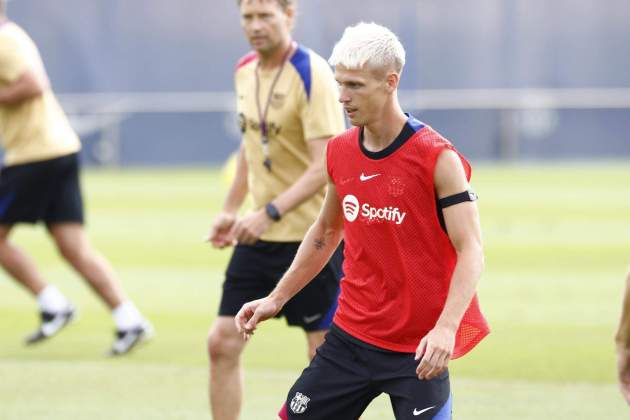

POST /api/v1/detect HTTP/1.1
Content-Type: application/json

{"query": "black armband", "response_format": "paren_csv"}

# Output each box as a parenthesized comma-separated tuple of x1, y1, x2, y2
(436, 190, 478, 232)
(438, 190, 478, 209)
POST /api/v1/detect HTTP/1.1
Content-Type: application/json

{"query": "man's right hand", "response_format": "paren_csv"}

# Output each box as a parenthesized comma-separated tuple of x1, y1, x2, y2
(235, 296, 283, 339)
(207, 212, 237, 248)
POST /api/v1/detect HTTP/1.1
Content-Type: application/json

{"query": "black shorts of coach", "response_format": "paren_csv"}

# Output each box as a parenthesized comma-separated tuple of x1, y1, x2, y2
(0, 153, 84, 225)
(282, 325, 452, 420)
(218, 240, 343, 331)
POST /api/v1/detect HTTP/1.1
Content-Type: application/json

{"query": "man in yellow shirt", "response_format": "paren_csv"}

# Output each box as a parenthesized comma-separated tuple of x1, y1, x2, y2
(206, 1, 345, 418)
(0, 3, 151, 355)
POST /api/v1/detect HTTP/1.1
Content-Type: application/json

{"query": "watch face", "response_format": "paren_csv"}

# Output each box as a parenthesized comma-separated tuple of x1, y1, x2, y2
(266, 203, 281, 221)
(468, 191, 478, 201)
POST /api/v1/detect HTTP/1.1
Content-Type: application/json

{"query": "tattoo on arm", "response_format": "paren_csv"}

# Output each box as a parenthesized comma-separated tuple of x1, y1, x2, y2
(314, 238, 326, 250)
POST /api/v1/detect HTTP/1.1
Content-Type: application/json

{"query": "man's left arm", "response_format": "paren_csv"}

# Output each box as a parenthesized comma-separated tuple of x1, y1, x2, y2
(228, 137, 328, 244)
(268, 137, 328, 214)
(416, 149, 484, 380)
(270, 54, 344, 220)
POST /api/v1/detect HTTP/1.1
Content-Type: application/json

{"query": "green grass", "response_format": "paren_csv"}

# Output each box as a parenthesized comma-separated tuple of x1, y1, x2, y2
(0, 163, 629, 419)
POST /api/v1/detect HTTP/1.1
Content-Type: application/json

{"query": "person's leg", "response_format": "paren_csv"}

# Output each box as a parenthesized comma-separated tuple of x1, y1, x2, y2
(375, 352, 451, 420)
(47, 222, 150, 354)
(209, 241, 282, 419)
(207, 316, 248, 420)
(388, 384, 451, 420)
(281, 330, 378, 420)
(0, 224, 47, 295)
(0, 158, 79, 344)
(0, 224, 76, 343)
(47, 222, 125, 309)
(46, 154, 149, 336)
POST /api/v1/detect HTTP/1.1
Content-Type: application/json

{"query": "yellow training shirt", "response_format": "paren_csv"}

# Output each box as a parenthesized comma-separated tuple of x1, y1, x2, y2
(235, 44, 345, 242)
(0, 22, 80, 166)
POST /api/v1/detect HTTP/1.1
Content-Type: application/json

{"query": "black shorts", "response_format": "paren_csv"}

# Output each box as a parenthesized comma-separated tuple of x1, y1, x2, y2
(218, 240, 343, 331)
(0, 153, 84, 225)
(281, 324, 452, 420)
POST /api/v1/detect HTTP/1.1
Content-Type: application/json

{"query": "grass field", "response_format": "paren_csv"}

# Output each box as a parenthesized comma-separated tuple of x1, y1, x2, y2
(1, 163, 629, 419)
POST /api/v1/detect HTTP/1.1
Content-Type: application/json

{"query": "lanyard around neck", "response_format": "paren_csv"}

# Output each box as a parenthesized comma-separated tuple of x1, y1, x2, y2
(254, 41, 296, 172)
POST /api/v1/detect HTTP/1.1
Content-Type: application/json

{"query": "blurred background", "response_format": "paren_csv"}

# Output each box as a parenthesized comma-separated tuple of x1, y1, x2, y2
(1, 1, 630, 419)
(6, 0, 630, 165)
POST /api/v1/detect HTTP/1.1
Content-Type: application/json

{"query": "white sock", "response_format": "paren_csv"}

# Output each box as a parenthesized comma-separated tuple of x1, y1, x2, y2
(37, 285, 70, 313)
(113, 301, 144, 331)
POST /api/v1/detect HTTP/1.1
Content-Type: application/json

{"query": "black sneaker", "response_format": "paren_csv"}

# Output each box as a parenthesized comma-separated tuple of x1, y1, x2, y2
(25, 306, 77, 345)
(108, 321, 153, 356)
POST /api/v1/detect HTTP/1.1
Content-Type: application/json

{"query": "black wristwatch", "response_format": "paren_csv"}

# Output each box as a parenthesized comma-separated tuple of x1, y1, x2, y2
(265, 203, 281, 221)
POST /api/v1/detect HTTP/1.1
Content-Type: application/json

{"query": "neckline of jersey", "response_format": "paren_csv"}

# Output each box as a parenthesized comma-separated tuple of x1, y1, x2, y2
(255, 43, 300, 75)
(358, 114, 424, 160)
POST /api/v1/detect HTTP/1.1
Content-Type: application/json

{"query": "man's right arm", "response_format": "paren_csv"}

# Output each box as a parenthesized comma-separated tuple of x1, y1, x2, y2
(235, 166, 344, 336)
(267, 177, 344, 307)
(0, 32, 49, 105)
(207, 143, 249, 248)
(0, 69, 47, 105)
(221, 143, 249, 214)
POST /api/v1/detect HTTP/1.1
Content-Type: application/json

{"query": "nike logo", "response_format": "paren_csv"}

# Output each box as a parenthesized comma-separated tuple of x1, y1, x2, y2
(359, 173, 381, 182)
(303, 314, 322, 324)
(413, 406, 435, 416)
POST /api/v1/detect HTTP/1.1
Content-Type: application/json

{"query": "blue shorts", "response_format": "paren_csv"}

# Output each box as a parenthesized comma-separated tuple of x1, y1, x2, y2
(280, 324, 452, 419)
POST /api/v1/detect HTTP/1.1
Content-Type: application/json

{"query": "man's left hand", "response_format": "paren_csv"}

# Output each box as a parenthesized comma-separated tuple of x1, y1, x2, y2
(415, 326, 456, 380)
(617, 346, 630, 404)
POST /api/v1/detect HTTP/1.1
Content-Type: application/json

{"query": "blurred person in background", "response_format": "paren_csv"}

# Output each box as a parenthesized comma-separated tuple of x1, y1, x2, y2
(616, 268, 630, 404)
(236, 22, 490, 419)
(205, 0, 345, 418)
(0, 1, 152, 355)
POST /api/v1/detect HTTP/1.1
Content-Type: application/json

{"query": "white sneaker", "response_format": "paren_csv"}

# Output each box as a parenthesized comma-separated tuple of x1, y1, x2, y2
(108, 320, 154, 356)
(25, 306, 77, 345)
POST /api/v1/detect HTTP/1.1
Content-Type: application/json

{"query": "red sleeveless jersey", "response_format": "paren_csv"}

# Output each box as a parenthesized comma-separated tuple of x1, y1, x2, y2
(327, 116, 489, 358)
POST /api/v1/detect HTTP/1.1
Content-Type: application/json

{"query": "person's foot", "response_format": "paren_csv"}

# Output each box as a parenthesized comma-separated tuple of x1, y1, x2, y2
(108, 321, 153, 356)
(25, 306, 77, 345)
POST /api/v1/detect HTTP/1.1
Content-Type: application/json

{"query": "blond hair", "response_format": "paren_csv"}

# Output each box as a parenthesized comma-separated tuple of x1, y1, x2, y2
(329, 22, 406, 74)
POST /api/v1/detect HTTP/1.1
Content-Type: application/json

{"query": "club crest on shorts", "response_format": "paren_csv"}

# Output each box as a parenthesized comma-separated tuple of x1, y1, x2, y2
(290, 392, 310, 414)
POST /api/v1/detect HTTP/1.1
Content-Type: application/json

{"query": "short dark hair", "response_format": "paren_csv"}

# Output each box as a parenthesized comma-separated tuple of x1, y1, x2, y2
(236, 0, 294, 11)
